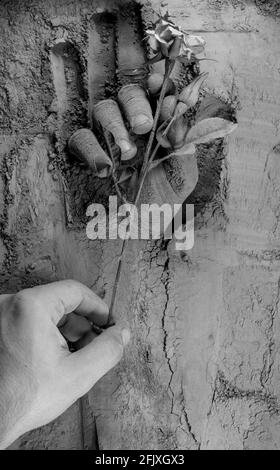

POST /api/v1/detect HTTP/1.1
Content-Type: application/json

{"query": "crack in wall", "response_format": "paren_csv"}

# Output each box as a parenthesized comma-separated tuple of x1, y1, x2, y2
(260, 277, 279, 389)
(160, 240, 175, 413)
(215, 371, 280, 414)
(183, 408, 201, 449)
(159, 240, 199, 448)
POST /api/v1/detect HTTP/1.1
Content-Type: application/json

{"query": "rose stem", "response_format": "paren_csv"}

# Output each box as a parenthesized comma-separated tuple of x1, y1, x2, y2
(140, 59, 175, 172)
(107, 238, 127, 326)
(133, 142, 160, 206)
(134, 114, 176, 203)
(104, 131, 128, 205)
(106, 59, 175, 325)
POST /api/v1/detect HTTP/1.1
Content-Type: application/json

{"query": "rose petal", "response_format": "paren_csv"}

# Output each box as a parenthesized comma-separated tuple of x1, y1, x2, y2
(184, 35, 205, 55)
(146, 21, 205, 62)
(168, 36, 184, 59)
(185, 34, 206, 48)
(149, 36, 160, 52)
(160, 42, 170, 57)
(159, 27, 174, 43)
(169, 26, 183, 37)
(155, 32, 169, 44)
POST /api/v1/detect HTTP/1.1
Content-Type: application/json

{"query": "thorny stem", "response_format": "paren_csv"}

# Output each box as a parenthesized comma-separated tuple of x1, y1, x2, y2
(107, 60, 175, 324)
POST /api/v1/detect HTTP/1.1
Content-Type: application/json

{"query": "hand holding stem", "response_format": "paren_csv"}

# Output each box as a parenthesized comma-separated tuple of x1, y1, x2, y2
(107, 59, 175, 323)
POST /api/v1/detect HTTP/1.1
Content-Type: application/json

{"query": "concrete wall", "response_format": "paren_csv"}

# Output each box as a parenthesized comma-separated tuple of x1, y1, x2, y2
(1, 0, 280, 450)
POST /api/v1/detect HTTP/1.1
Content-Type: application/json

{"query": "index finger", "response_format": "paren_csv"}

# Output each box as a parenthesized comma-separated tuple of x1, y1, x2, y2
(118, 84, 154, 135)
(30, 280, 109, 326)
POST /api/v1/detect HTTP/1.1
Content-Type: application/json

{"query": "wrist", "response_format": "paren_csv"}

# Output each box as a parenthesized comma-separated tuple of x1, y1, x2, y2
(0, 357, 34, 449)
(0, 397, 22, 449)
(0, 398, 29, 449)
(0, 429, 17, 450)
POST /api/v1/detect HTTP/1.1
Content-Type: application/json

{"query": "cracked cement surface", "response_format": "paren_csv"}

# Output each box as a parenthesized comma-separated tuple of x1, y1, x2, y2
(1, 0, 280, 450)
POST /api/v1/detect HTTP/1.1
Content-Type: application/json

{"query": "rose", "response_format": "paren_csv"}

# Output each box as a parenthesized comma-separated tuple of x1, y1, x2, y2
(146, 19, 205, 62)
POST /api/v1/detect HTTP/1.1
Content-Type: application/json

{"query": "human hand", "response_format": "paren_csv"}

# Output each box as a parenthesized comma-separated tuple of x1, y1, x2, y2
(68, 72, 199, 209)
(0, 280, 130, 449)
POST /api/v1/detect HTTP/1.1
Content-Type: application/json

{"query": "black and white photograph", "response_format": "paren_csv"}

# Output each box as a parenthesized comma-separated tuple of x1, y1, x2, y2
(0, 0, 280, 453)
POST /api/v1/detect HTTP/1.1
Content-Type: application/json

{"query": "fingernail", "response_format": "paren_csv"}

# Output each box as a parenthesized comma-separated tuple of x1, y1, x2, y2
(121, 328, 130, 346)
(118, 139, 137, 160)
(119, 139, 132, 152)
(131, 114, 153, 135)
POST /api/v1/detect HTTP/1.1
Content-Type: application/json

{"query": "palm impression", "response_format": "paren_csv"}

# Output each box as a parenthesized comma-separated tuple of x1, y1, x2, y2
(49, 3, 237, 226)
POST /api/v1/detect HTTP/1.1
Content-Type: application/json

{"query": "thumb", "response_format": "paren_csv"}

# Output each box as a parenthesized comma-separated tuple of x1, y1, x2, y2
(62, 325, 130, 396)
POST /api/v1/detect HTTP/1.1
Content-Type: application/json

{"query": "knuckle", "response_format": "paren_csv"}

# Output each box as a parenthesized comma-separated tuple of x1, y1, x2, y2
(62, 279, 83, 293)
(13, 289, 32, 306)
(12, 289, 41, 316)
(62, 279, 79, 289)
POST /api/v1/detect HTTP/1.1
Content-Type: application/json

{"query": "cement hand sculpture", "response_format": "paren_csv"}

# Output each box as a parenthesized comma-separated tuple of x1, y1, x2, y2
(68, 14, 237, 322)
(68, 16, 236, 209)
